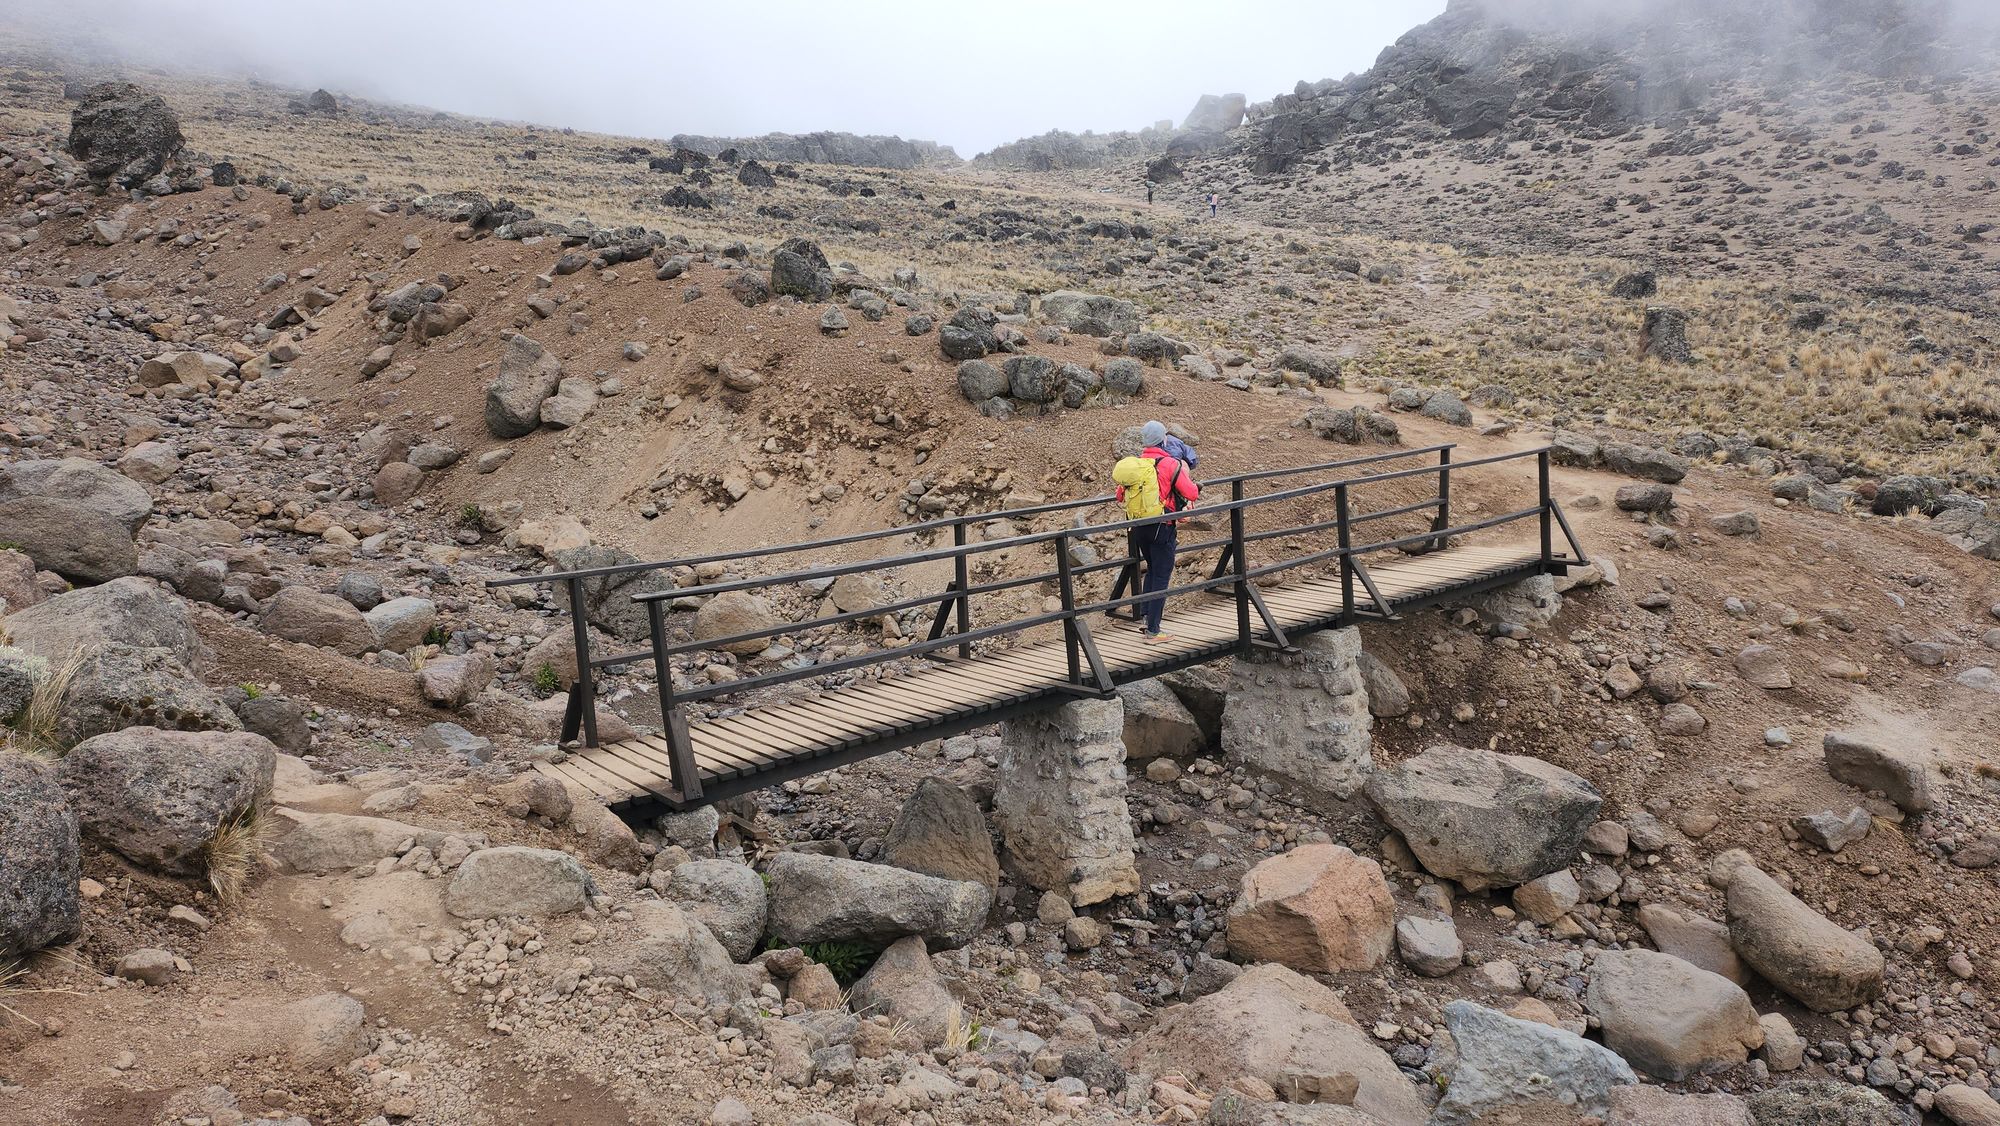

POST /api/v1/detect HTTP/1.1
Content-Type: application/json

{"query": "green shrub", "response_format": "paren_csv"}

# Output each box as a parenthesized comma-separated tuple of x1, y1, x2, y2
(531, 663, 560, 697)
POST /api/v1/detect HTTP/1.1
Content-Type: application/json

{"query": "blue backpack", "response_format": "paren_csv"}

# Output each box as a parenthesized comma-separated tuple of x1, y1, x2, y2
(1161, 434, 1199, 471)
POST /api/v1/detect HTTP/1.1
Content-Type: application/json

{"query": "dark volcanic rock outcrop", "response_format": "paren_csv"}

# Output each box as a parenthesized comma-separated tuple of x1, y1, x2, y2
(1246, 0, 1979, 173)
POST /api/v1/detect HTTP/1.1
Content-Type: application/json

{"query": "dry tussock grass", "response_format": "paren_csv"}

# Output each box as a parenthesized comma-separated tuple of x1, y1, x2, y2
(1357, 259, 1997, 476)
(0, 648, 83, 758)
(204, 806, 270, 906)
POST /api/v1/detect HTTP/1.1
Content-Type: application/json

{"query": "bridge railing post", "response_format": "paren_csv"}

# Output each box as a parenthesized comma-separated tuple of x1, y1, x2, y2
(646, 599, 701, 801)
(1538, 449, 1553, 566)
(1432, 446, 1453, 552)
(1335, 483, 1354, 619)
(567, 575, 600, 748)
(952, 518, 972, 659)
(1230, 478, 1250, 652)
(1055, 531, 1081, 684)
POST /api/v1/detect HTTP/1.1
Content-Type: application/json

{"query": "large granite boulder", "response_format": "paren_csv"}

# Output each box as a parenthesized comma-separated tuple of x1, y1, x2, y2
(593, 900, 747, 1003)
(0, 497, 136, 584)
(1822, 730, 1934, 813)
(1364, 744, 1601, 891)
(1039, 291, 1142, 336)
(848, 935, 961, 1048)
(267, 809, 455, 874)
(57, 727, 277, 876)
(0, 753, 83, 958)
(546, 544, 677, 643)
(66, 81, 186, 189)
(769, 237, 833, 302)
(362, 596, 437, 653)
(1, 576, 200, 665)
(0, 457, 154, 532)
(445, 846, 595, 919)
(691, 590, 783, 656)
(662, 859, 767, 962)
(55, 643, 240, 747)
(259, 586, 378, 656)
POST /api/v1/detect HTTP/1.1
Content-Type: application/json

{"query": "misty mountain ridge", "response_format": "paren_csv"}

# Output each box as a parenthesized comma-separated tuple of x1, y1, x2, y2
(664, 131, 959, 170)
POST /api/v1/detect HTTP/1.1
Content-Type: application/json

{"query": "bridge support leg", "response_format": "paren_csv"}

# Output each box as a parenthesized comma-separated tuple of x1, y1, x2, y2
(567, 575, 599, 748)
(1218, 626, 1375, 799)
(647, 599, 701, 802)
(992, 697, 1139, 907)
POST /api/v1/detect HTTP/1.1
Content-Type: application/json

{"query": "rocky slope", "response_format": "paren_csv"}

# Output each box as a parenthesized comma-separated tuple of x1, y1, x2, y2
(0, 41, 1998, 1126)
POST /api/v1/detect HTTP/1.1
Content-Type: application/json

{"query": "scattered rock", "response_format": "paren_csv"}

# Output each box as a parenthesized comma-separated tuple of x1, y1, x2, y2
(1123, 964, 1428, 1124)
(1586, 949, 1763, 1080)
(1430, 999, 1636, 1125)
(1637, 903, 1750, 985)
(114, 947, 180, 986)
(1225, 844, 1395, 973)
(1823, 730, 1933, 813)
(881, 778, 1000, 890)
(1794, 807, 1872, 853)
(1734, 644, 1792, 690)
(1723, 859, 1884, 1012)
(1394, 915, 1463, 977)
(763, 851, 989, 948)
(484, 335, 564, 438)
(1364, 744, 1601, 891)
(445, 846, 595, 919)
(662, 860, 767, 962)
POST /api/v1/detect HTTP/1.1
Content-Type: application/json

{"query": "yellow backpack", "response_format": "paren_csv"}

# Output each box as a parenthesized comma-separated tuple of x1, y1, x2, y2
(1114, 456, 1164, 520)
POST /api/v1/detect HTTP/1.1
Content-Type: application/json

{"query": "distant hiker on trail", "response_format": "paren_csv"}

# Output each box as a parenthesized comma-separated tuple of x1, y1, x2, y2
(1146, 182, 1154, 205)
(1112, 420, 1200, 643)
(1207, 191, 1218, 218)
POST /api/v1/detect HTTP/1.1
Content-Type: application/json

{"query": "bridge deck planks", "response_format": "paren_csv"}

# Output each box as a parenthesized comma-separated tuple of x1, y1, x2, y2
(537, 543, 1557, 807)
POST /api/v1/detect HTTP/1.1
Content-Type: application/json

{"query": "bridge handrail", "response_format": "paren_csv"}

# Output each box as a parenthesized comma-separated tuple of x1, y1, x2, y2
(628, 445, 1540, 605)
(484, 443, 1456, 589)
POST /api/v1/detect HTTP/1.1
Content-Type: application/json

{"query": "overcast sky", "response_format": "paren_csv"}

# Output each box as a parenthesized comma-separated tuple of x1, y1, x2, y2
(20, 0, 1448, 156)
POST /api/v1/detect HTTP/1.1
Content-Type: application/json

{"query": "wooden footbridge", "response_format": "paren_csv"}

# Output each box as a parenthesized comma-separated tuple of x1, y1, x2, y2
(487, 444, 1586, 813)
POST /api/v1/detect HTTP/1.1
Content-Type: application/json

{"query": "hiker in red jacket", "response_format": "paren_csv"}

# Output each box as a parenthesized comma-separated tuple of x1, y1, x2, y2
(1115, 420, 1199, 642)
